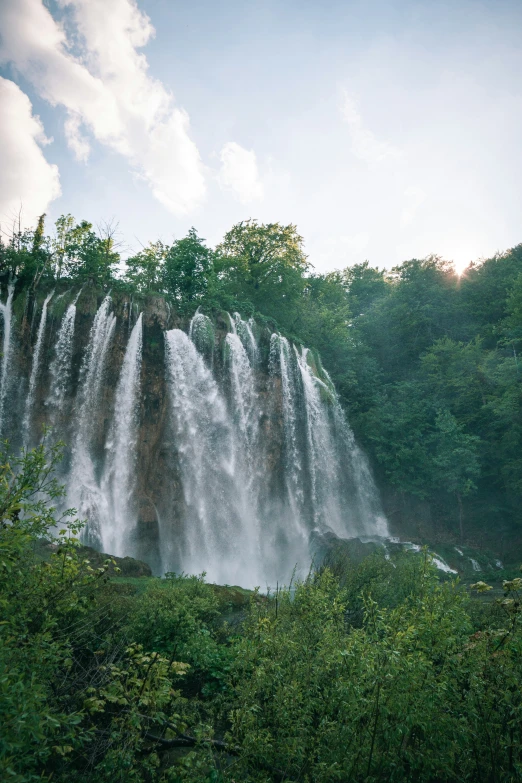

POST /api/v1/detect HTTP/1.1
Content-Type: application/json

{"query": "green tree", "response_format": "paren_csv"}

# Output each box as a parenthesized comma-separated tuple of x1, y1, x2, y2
(228, 558, 522, 783)
(52, 214, 75, 280)
(216, 219, 309, 320)
(0, 441, 194, 782)
(428, 409, 481, 539)
(358, 256, 462, 380)
(53, 216, 119, 286)
(163, 228, 215, 305)
(363, 380, 436, 497)
(0, 215, 53, 288)
(461, 244, 522, 342)
(420, 337, 487, 425)
(125, 241, 168, 293)
(342, 260, 387, 315)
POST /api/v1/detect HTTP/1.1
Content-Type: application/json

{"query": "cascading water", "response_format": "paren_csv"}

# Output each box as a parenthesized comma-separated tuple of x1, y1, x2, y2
(233, 312, 258, 365)
(11, 285, 387, 586)
(328, 373, 388, 537)
(99, 314, 143, 556)
(45, 292, 81, 428)
(295, 346, 341, 528)
(188, 311, 214, 362)
(161, 315, 384, 588)
(22, 290, 54, 445)
(223, 313, 265, 555)
(295, 345, 387, 538)
(67, 296, 116, 545)
(0, 280, 15, 436)
(269, 334, 308, 539)
(226, 314, 259, 459)
(268, 334, 387, 551)
(164, 326, 262, 585)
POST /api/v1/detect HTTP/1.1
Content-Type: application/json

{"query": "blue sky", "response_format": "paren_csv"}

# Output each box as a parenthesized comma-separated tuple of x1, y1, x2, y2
(1, 0, 522, 272)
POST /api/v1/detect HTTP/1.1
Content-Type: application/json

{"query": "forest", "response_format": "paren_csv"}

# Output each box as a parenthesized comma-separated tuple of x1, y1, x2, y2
(1, 214, 522, 781)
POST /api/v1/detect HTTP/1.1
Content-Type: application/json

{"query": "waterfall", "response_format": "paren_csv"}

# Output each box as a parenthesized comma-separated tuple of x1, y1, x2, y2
(67, 296, 116, 545)
(99, 314, 143, 556)
(76, 296, 116, 435)
(0, 281, 388, 584)
(0, 280, 15, 436)
(295, 345, 388, 537)
(163, 323, 386, 586)
(45, 294, 80, 427)
(233, 312, 258, 365)
(226, 314, 258, 457)
(188, 311, 214, 361)
(294, 346, 339, 528)
(269, 334, 308, 538)
(164, 327, 262, 586)
(329, 375, 388, 537)
(269, 334, 387, 546)
(22, 290, 54, 445)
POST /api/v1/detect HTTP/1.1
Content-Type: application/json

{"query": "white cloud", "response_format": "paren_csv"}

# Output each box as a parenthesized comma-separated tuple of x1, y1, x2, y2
(0, 77, 61, 228)
(218, 142, 264, 203)
(341, 92, 401, 166)
(0, 0, 205, 215)
(64, 112, 90, 162)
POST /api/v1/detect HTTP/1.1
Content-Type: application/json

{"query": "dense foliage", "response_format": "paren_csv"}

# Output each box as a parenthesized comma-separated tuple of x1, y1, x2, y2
(1, 441, 521, 781)
(2, 213, 522, 544)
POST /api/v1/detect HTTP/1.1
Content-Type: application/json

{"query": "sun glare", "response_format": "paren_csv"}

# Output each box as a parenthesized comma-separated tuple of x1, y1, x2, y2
(452, 250, 476, 276)
(454, 260, 469, 276)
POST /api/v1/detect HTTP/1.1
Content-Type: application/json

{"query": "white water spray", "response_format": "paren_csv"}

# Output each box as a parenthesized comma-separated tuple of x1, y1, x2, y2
(0, 280, 15, 435)
(226, 314, 258, 456)
(22, 290, 54, 444)
(68, 296, 116, 544)
(164, 327, 262, 585)
(188, 311, 214, 361)
(269, 334, 308, 539)
(295, 346, 340, 528)
(270, 336, 387, 541)
(233, 312, 258, 365)
(46, 293, 81, 426)
(99, 314, 143, 555)
(296, 345, 387, 537)
(330, 388, 388, 537)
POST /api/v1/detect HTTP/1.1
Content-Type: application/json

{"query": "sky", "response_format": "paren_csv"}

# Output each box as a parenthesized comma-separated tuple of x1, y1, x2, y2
(1, 0, 522, 274)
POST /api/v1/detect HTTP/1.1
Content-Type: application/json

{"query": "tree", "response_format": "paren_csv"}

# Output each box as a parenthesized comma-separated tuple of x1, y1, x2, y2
(163, 228, 215, 304)
(0, 441, 190, 782)
(342, 261, 387, 315)
(216, 219, 309, 318)
(0, 214, 53, 288)
(428, 409, 481, 539)
(358, 256, 462, 380)
(420, 337, 487, 425)
(125, 241, 168, 293)
(461, 244, 522, 342)
(363, 380, 437, 498)
(53, 214, 75, 280)
(53, 216, 119, 286)
(229, 558, 522, 782)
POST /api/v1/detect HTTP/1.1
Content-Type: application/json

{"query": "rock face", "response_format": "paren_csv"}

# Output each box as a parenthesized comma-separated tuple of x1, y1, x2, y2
(0, 281, 387, 587)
